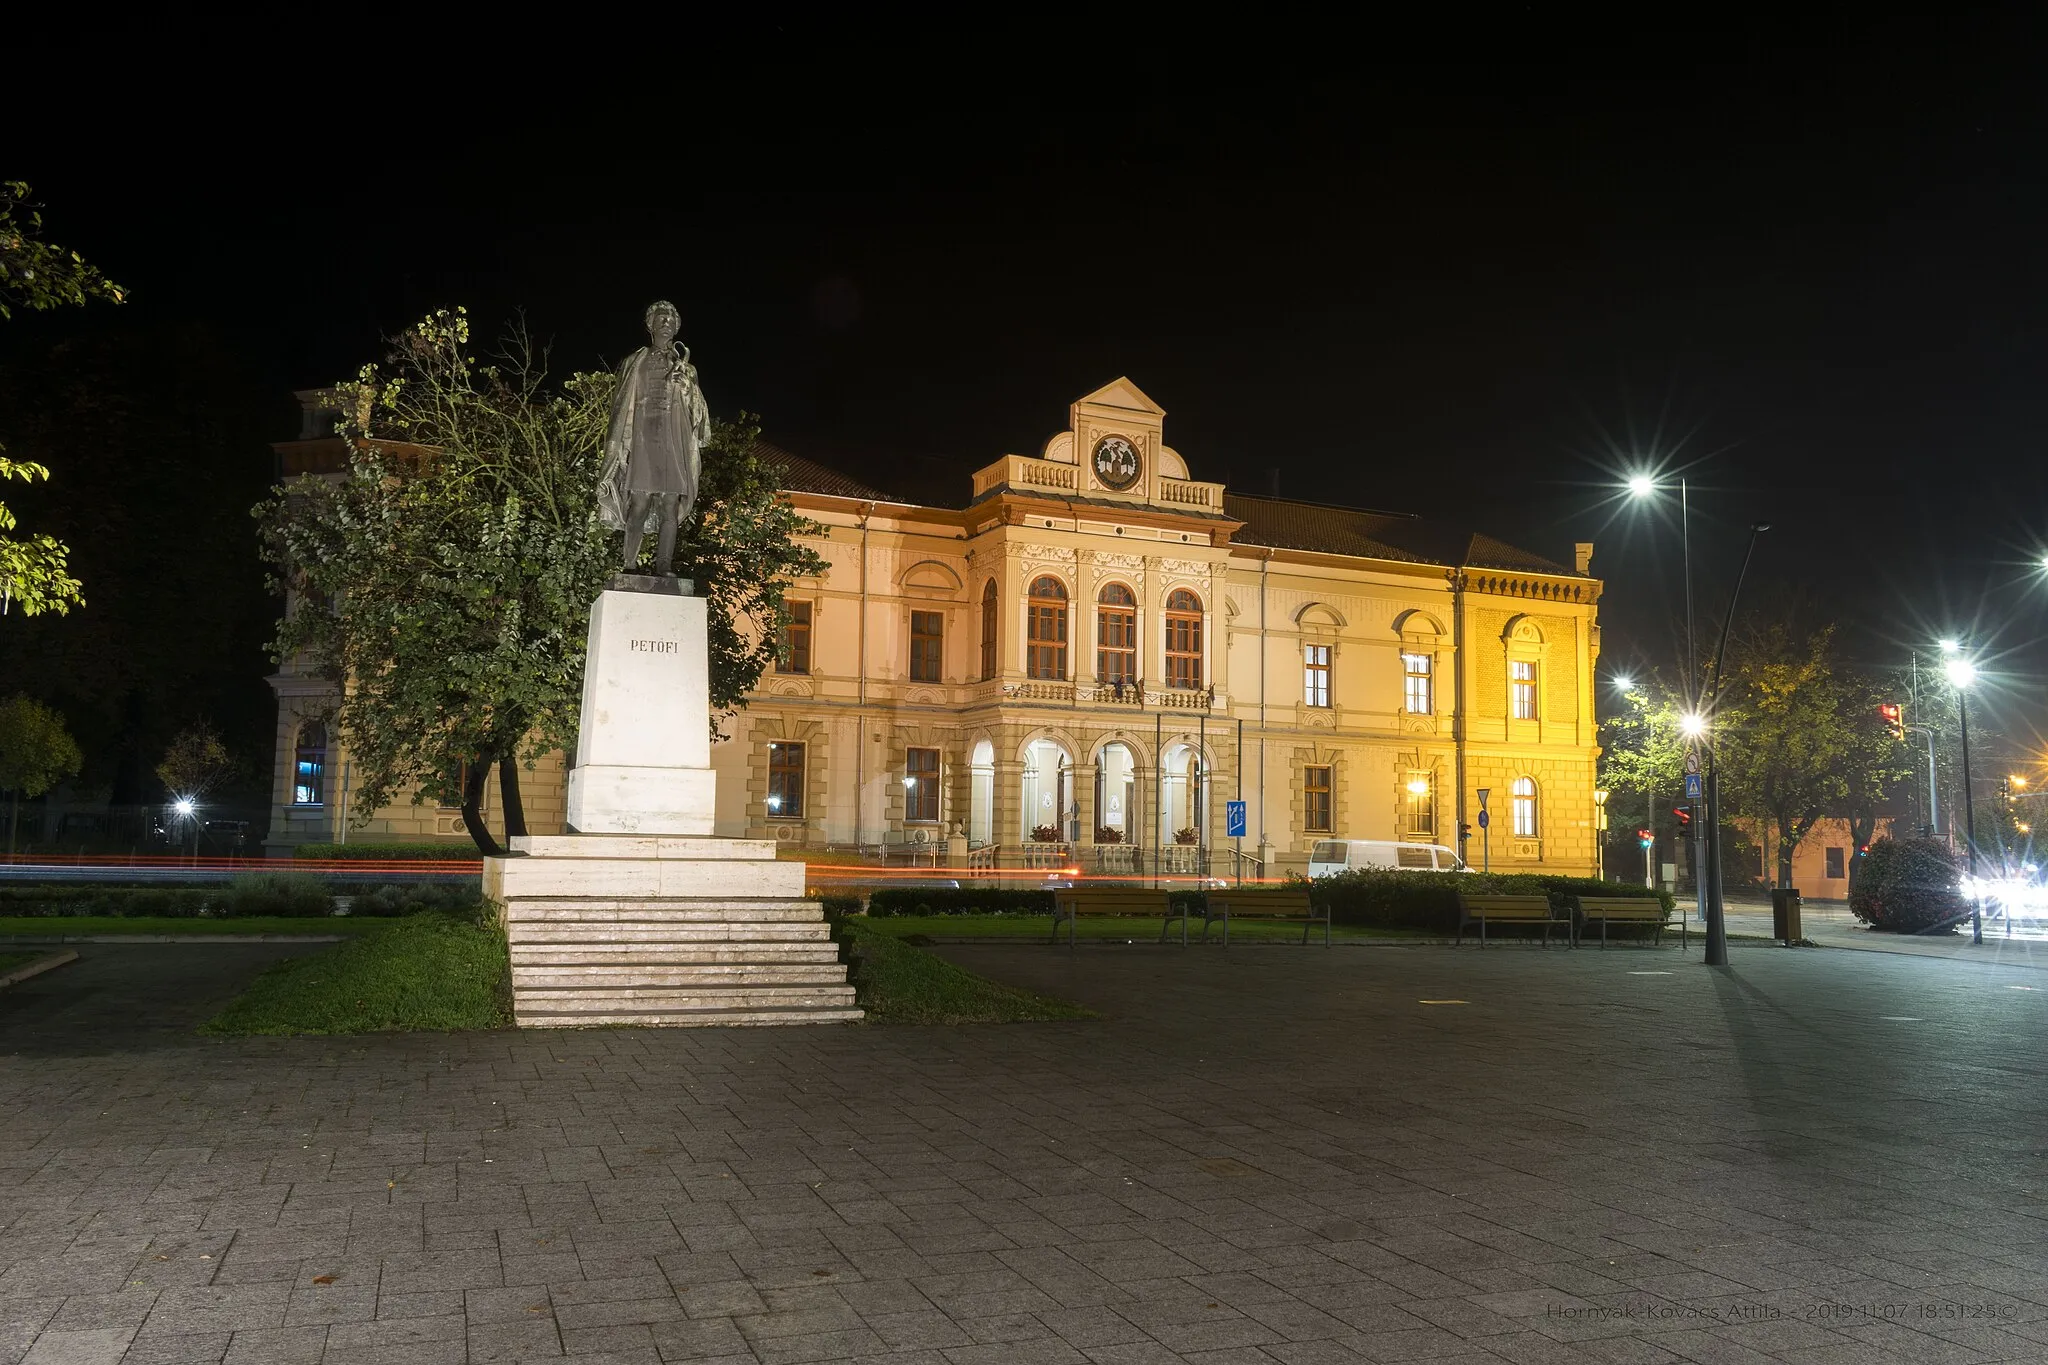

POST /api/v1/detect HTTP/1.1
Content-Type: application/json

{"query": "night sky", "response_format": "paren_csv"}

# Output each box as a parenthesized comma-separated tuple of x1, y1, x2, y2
(14, 11, 2048, 760)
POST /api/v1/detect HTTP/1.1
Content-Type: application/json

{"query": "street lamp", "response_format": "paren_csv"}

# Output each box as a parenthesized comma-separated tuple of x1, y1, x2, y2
(1593, 788, 1610, 880)
(1698, 523, 1772, 966)
(1626, 472, 1703, 930)
(1945, 652, 1982, 943)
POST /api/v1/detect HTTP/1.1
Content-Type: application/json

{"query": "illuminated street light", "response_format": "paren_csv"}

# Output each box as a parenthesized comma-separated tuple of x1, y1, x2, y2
(173, 798, 196, 818)
(1626, 474, 1656, 497)
(2014, 775, 2030, 791)
(1939, 638, 1961, 655)
(1613, 674, 1634, 692)
(1946, 649, 1983, 943)
(1679, 712, 1708, 738)
(1945, 657, 1977, 687)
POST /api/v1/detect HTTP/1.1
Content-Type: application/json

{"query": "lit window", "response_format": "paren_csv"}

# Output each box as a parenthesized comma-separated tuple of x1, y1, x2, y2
(1511, 659, 1538, 719)
(1404, 772, 1433, 836)
(1098, 583, 1137, 684)
(905, 747, 939, 822)
(768, 742, 805, 819)
(910, 611, 944, 683)
(1304, 765, 1333, 834)
(780, 602, 812, 675)
(1304, 644, 1331, 707)
(1027, 577, 1069, 680)
(293, 722, 327, 806)
(1825, 846, 1845, 880)
(979, 579, 998, 680)
(1512, 776, 1538, 838)
(1403, 652, 1432, 714)
(1165, 588, 1203, 689)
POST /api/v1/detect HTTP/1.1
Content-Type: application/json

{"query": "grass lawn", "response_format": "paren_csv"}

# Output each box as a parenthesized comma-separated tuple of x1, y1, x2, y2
(854, 914, 1423, 943)
(0, 950, 43, 976)
(0, 916, 390, 937)
(202, 915, 510, 1035)
(835, 920, 1096, 1024)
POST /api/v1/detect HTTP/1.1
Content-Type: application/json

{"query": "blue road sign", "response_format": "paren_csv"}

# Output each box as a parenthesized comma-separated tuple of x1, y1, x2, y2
(1685, 772, 1704, 800)
(1226, 800, 1247, 838)
(1477, 810, 1490, 829)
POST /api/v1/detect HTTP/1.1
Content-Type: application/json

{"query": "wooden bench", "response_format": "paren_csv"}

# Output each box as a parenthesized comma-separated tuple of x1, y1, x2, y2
(1456, 893, 1573, 947)
(1190, 888, 1330, 946)
(1575, 896, 1671, 948)
(1051, 887, 1174, 947)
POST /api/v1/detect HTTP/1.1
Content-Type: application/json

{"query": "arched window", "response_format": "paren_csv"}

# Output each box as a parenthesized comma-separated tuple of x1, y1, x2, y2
(1164, 588, 1203, 689)
(1026, 576, 1068, 680)
(1097, 582, 1136, 684)
(1512, 776, 1538, 838)
(979, 579, 998, 680)
(293, 722, 327, 806)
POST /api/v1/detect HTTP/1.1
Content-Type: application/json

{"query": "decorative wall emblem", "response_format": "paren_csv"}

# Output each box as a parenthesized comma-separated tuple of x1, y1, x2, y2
(1092, 434, 1143, 490)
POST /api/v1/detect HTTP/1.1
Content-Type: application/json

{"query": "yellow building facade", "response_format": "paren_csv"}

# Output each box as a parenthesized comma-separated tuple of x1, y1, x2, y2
(266, 379, 1604, 877)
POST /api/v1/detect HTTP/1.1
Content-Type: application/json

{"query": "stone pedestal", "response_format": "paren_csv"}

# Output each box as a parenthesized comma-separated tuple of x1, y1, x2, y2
(565, 584, 716, 835)
(490, 580, 859, 1028)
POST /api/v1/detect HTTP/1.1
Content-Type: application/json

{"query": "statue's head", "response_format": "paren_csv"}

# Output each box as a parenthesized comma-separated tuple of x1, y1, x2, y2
(644, 299, 681, 349)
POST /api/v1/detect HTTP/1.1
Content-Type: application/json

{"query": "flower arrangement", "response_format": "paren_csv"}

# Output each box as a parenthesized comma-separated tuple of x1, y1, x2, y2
(1094, 826, 1125, 844)
(1030, 824, 1062, 842)
(1173, 827, 1199, 845)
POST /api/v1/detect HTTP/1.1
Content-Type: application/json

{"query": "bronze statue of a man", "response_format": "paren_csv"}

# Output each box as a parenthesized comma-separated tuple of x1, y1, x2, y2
(598, 300, 712, 576)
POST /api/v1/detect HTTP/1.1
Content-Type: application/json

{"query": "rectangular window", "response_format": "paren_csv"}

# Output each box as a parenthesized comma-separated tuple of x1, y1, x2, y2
(1397, 844, 1434, 869)
(1098, 607, 1136, 683)
(905, 747, 940, 822)
(1165, 610, 1202, 689)
(909, 611, 944, 683)
(1304, 766, 1333, 834)
(780, 602, 812, 675)
(1403, 652, 1432, 714)
(1825, 846, 1845, 880)
(1027, 601, 1068, 679)
(767, 742, 805, 819)
(1304, 645, 1331, 707)
(1404, 773, 1434, 836)
(1511, 659, 1538, 719)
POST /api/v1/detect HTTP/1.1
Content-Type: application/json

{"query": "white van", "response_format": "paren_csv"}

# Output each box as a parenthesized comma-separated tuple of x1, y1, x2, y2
(1309, 839, 1469, 877)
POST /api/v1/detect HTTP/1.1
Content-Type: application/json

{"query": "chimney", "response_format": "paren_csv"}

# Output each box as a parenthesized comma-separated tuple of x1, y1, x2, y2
(1574, 541, 1594, 575)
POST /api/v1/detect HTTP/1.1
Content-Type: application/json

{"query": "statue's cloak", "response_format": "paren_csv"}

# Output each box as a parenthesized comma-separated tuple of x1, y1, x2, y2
(598, 344, 712, 531)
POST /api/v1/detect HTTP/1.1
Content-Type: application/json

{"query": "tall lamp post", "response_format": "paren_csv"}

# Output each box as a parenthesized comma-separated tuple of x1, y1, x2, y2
(1593, 788, 1609, 880)
(1626, 474, 1706, 925)
(1942, 644, 1981, 943)
(1698, 524, 1770, 967)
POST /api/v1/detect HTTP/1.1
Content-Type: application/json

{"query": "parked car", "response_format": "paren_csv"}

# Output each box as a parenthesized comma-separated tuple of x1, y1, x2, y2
(1308, 839, 1469, 877)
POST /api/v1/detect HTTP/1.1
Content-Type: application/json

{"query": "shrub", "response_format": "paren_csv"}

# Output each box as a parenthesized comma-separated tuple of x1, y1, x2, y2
(348, 882, 489, 921)
(817, 893, 864, 916)
(294, 841, 482, 861)
(220, 872, 335, 918)
(0, 885, 211, 917)
(1849, 837, 1966, 933)
(866, 887, 1057, 917)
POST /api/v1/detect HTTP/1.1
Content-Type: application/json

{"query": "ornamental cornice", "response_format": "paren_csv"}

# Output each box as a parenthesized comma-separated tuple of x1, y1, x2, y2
(1157, 557, 1214, 577)
(1090, 551, 1146, 570)
(1009, 542, 1077, 562)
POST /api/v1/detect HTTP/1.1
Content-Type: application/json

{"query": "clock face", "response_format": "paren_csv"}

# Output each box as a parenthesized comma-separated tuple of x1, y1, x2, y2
(1092, 434, 1142, 491)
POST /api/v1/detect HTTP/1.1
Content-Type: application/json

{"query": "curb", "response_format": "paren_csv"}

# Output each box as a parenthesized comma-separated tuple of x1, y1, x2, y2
(0, 949, 80, 988)
(0, 935, 348, 945)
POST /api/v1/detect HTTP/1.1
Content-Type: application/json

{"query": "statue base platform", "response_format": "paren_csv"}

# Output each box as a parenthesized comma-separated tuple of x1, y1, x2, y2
(564, 586, 716, 835)
(486, 835, 860, 1028)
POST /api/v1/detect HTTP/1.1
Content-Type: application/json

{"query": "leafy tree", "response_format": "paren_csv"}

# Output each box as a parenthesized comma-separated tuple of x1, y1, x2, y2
(156, 721, 238, 800)
(256, 309, 826, 855)
(1848, 836, 1966, 933)
(1714, 616, 1910, 889)
(0, 182, 124, 618)
(1597, 674, 1688, 880)
(0, 694, 83, 855)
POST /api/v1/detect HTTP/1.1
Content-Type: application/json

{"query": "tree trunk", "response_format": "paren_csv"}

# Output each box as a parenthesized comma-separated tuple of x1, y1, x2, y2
(1775, 816, 1796, 890)
(1846, 812, 1877, 894)
(460, 755, 506, 857)
(498, 753, 528, 843)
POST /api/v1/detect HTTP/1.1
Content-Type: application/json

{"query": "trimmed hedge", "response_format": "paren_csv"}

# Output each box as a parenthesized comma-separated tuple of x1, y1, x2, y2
(0, 873, 339, 918)
(293, 841, 482, 861)
(347, 882, 489, 921)
(1849, 837, 1966, 933)
(863, 876, 1669, 934)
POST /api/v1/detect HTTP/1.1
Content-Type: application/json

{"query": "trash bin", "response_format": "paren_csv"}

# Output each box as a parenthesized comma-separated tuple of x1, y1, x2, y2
(1771, 887, 1803, 943)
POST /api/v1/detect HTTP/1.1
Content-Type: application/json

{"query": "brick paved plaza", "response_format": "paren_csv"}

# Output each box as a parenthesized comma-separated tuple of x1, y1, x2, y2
(4, 941, 2046, 1365)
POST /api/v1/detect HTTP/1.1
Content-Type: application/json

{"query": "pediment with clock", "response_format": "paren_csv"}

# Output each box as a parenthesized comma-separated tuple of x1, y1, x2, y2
(971, 376, 1224, 517)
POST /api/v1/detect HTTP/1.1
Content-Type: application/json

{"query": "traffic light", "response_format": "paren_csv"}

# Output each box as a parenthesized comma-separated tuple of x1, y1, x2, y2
(1458, 821, 1473, 842)
(1673, 806, 1693, 829)
(1637, 828, 1653, 849)
(1878, 702, 1904, 740)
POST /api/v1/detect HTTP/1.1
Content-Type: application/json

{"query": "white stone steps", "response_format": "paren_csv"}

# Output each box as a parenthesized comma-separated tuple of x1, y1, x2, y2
(513, 963, 848, 985)
(516, 1005, 864, 1028)
(509, 927, 832, 948)
(506, 901, 826, 921)
(514, 984, 857, 1009)
(509, 937, 840, 958)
